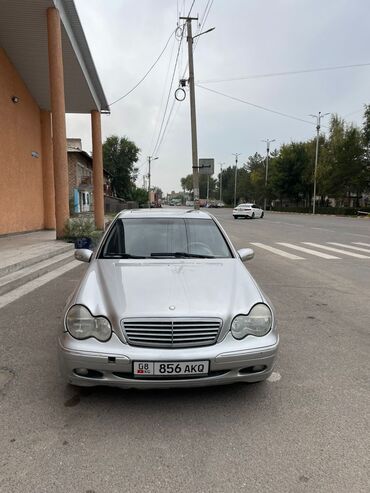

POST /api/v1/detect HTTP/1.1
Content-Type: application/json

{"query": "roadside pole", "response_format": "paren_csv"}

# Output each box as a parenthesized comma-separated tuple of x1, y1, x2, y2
(180, 17, 215, 210)
(219, 162, 224, 202)
(262, 138, 275, 211)
(232, 153, 241, 207)
(147, 155, 158, 207)
(181, 16, 200, 209)
(310, 112, 329, 214)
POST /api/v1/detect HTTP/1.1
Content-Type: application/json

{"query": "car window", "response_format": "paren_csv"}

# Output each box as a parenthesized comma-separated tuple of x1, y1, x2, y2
(100, 218, 233, 258)
(186, 219, 232, 257)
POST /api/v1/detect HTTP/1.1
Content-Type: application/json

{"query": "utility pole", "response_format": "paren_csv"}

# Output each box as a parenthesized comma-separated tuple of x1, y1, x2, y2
(180, 16, 215, 209)
(309, 112, 329, 214)
(206, 175, 209, 202)
(262, 138, 275, 211)
(219, 162, 225, 202)
(147, 155, 158, 207)
(232, 153, 241, 207)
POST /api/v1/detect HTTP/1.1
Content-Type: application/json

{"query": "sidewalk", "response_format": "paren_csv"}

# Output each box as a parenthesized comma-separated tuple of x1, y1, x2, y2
(0, 231, 78, 309)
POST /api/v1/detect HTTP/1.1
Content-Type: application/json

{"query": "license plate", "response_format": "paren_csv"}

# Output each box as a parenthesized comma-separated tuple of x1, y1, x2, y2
(133, 361, 209, 377)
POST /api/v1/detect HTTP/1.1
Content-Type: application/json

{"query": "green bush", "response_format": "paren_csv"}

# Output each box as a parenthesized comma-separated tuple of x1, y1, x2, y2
(63, 217, 104, 247)
(64, 217, 96, 238)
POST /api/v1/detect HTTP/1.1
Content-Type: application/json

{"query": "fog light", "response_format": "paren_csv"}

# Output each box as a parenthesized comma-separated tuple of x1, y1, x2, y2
(75, 368, 89, 376)
(252, 365, 266, 372)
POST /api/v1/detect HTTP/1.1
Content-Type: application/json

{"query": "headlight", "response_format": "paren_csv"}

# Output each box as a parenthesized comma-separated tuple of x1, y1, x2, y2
(66, 305, 112, 342)
(231, 303, 272, 339)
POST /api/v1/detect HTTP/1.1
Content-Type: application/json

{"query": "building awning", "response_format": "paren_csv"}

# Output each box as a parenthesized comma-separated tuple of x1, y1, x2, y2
(0, 0, 109, 113)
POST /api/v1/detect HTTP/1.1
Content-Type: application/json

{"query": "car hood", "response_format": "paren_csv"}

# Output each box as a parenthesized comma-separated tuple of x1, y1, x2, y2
(73, 259, 264, 333)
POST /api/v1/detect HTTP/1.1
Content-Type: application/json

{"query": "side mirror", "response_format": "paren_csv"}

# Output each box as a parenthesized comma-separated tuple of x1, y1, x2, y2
(74, 249, 93, 263)
(237, 248, 254, 262)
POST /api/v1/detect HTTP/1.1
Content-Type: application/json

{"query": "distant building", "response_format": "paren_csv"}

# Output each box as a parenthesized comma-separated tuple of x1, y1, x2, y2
(67, 139, 113, 214)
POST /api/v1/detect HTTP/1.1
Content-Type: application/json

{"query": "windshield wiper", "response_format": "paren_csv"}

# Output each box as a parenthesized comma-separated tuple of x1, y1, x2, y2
(150, 252, 214, 259)
(103, 253, 147, 259)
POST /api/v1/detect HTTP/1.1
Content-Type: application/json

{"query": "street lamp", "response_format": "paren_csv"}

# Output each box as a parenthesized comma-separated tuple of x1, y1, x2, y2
(262, 139, 276, 211)
(309, 112, 329, 214)
(232, 153, 241, 207)
(179, 16, 215, 209)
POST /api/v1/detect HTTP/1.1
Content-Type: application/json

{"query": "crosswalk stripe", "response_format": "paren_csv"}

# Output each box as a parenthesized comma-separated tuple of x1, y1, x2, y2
(276, 243, 339, 259)
(353, 242, 370, 247)
(250, 243, 304, 260)
(327, 242, 370, 254)
(302, 242, 370, 259)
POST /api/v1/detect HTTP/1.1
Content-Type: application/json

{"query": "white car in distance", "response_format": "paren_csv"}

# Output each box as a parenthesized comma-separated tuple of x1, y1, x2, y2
(233, 203, 264, 219)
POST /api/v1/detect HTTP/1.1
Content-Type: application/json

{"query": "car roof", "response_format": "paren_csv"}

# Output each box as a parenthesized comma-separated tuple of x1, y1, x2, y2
(237, 203, 254, 206)
(117, 208, 213, 220)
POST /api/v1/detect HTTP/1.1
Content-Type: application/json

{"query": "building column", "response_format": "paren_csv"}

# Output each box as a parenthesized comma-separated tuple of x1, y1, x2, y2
(47, 7, 69, 238)
(91, 110, 104, 229)
(40, 110, 55, 229)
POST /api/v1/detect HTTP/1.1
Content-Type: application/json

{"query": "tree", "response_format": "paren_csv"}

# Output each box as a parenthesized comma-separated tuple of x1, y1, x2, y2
(320, 115, 365, 205)
(131, 187, 148, 205)
(179, 174, 217, 199)
(103, 135, 140, 200)
(269, 142, 312, 205)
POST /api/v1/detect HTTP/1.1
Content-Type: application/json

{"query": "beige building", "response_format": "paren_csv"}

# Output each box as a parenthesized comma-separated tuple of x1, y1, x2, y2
(0, 0, 109, 238)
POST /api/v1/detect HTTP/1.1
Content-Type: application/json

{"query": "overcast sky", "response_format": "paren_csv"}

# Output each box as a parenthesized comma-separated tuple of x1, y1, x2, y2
(66, 0, 370, 194)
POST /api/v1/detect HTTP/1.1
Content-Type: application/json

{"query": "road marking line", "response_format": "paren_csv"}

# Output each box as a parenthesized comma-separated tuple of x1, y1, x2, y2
(302, 243, 370, 259)
(277, 243, 339, 259)
(327, 242, 370, 254)
(353, 242, 370, 247)
(0, 260, 80, 310)
(311, 227, 335, 232)
(250, 243, 304, 260)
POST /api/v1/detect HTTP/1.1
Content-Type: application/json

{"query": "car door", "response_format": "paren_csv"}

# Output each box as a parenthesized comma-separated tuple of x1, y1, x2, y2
(255, 205, 262, 217)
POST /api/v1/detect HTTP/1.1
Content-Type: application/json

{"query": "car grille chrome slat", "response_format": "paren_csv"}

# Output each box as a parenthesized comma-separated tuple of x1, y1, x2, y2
(121, 318, 222, 348)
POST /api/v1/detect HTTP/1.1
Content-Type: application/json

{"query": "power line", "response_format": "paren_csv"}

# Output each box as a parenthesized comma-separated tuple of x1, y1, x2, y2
(152, 2, 215, 160)
(151, 26, 185, 156)
(197, 62, 370, 85)
(194, 0, 213, 49)
(180, 0, 214, 76)
(187, 0, 196, 17)
(109, 28, 175, 106)
(149, 34, 177, 152)
(196, 84, 318, 125)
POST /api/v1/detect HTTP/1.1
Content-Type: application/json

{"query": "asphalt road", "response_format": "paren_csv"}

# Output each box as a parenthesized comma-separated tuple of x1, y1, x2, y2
(0, 211, 369, 493)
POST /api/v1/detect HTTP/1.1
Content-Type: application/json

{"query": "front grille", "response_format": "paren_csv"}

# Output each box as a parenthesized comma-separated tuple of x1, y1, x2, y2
(121, 318, 222, 348)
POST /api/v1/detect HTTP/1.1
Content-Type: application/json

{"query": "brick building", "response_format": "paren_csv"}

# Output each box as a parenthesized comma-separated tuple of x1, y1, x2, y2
(0, 0, 109, 237)
(67, 138, 113, 214)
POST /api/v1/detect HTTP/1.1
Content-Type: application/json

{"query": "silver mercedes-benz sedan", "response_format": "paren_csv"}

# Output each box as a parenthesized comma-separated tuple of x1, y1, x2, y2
(59, 209, 278, 389)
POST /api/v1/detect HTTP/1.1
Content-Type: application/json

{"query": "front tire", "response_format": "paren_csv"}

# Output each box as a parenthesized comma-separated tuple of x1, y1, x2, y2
(233, 216, 238, 219)
(261, 211, 264, 218)
(251, 212, 255, 219)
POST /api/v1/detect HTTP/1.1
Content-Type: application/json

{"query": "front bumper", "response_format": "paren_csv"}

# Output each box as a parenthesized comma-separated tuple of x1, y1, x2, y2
(58, 331, 278, 389)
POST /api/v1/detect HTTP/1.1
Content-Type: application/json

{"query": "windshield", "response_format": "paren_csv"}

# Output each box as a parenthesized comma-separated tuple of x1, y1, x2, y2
(100, 218, 233, 259)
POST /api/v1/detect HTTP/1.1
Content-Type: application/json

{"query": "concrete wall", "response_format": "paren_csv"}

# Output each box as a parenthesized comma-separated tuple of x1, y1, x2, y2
(0, 49, 45, 235)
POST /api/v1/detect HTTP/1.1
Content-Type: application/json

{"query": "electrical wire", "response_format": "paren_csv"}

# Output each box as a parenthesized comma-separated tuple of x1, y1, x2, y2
(194, 0, 213, 49)
(151, 26, 185, 157)
(196, 84, 317, 126)
(187, 0, 196, 17)
(109, 28, 176, 106)
(149, 35, 177, 152)
(154, 98, 179, 157)
(197, 62, 370, 85)
(151, 0, 214, 157)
